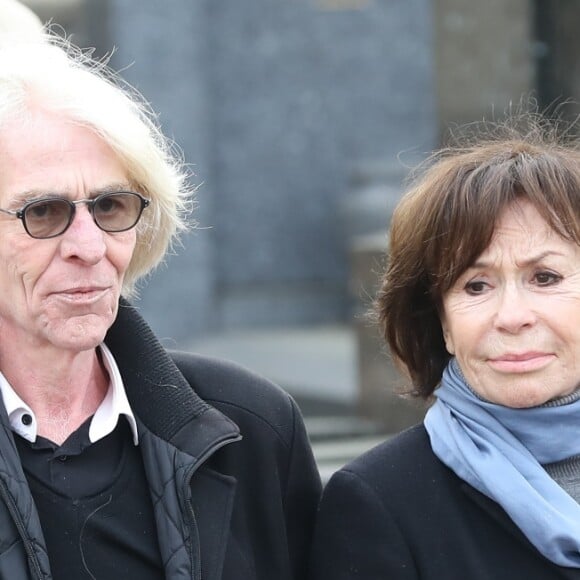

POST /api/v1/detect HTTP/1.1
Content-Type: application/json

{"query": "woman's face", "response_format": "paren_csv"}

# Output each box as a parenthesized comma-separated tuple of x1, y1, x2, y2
(441, 200, 580, 408)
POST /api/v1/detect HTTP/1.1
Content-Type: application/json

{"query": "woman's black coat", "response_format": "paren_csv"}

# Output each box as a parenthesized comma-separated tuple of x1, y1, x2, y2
(309, 424, 580, 580)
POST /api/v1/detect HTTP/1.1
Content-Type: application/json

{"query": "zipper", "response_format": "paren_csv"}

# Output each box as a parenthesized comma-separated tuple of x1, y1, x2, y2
(183, 431, 242, 580)
(0, 479, 45, 579)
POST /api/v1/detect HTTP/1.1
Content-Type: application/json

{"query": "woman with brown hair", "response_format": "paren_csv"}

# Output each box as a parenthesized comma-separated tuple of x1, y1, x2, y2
(309, 118, 580, 579)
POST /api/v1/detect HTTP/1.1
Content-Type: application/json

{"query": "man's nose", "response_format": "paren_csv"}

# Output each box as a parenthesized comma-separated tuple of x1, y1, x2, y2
(59, 205, 106, 263)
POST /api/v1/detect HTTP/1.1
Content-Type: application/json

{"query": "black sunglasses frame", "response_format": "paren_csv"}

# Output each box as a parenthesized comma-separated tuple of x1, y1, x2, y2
(0, 191, 150, 239)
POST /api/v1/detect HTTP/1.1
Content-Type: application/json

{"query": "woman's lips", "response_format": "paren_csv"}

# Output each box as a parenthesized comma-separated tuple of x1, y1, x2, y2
(487, 353, 555, 373)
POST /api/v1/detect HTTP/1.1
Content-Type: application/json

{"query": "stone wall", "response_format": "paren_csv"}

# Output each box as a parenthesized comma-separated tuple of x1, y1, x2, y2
(104, 0, 437, 342)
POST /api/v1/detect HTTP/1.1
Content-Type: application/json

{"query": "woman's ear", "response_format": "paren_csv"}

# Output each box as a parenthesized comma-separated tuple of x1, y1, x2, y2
(440, 317, 455, 355)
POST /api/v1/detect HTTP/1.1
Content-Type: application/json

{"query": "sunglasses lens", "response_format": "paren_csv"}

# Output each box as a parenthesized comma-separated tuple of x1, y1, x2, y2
(93, 192, 145, 232)
(24, 199, 71, 238)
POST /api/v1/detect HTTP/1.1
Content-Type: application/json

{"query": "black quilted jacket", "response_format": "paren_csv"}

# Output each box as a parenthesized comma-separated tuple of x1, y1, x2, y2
(0, 299, 321, 579)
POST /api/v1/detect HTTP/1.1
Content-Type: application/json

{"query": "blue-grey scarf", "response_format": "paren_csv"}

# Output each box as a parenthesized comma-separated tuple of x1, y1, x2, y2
(424, 358, 580, 568)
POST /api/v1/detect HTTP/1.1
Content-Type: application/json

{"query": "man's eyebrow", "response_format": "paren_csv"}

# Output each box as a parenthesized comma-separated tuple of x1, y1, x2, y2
(7, 183, 134, 205)
(91, 183, 135, 195)
(7, 189, 48, 205)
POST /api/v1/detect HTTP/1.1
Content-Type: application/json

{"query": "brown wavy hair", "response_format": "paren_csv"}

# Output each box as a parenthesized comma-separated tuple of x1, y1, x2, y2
(376, 117, 580, 398)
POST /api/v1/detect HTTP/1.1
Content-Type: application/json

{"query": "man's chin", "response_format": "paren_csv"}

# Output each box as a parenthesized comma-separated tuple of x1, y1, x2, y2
(46, 314, 113, 352)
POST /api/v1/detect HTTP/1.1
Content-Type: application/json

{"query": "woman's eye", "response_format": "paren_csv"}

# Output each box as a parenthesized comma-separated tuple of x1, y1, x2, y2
(464, 280, 487, 295)
(534, 271, 561, 286)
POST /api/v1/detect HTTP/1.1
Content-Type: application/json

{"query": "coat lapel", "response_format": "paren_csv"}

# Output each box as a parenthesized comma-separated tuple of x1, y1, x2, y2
(461, 484, 580, 580)
(107, 299, 242, 579)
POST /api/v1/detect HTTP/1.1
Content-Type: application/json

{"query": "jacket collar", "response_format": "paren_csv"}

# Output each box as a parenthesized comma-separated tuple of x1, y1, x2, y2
(106, 298, 241, 580)
(105, 297, 240, 459)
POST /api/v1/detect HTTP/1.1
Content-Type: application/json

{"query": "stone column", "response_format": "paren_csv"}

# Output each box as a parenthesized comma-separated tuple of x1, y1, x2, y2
(344, 160, 428, 432)
(434, 0, 534, 140)
(535, 0, 580, 122)
(350, 232, 428, 432)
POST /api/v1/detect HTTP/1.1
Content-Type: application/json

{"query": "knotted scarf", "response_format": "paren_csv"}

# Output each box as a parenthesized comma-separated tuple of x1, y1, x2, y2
(424, 358, 580, 567)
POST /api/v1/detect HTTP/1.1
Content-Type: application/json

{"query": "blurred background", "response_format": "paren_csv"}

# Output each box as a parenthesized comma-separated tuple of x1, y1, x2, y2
(9, 0, 580, 479)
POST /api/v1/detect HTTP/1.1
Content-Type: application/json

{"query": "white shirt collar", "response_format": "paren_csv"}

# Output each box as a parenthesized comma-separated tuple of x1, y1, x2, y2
(0, 343, 138, 445)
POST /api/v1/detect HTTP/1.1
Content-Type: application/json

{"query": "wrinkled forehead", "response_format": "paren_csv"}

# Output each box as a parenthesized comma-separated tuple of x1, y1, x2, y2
(475, 200, 574, 261)
(433, 198, 578, 297)
(0, 110, 130, 205)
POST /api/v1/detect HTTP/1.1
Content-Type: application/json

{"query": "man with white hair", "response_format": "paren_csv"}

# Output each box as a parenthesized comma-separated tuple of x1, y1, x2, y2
(0, 30, 320, 580)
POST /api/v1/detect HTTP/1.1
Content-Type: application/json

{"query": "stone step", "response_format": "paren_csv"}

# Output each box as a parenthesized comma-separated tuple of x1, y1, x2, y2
(305, 414, 386, 442)
(312, 433, 391, 485)
(304, 412, 390, 483)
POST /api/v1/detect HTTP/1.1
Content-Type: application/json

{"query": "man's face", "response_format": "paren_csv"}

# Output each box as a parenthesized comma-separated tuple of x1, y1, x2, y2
(0, 111, 137, 353)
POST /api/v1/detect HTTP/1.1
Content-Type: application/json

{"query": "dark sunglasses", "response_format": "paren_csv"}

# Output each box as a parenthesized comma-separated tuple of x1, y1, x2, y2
(0, 191, 150, 239)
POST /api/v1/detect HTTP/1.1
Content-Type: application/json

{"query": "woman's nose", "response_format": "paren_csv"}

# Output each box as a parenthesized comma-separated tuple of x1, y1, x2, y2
(493, 284, 536, 333)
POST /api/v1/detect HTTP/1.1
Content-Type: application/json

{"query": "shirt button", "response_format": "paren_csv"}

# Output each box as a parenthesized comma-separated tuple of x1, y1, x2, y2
(58, 455, 68, 462)
(21, 414, 32, 426)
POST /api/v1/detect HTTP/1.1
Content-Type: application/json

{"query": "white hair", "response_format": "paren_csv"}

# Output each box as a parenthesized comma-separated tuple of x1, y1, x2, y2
(0, 32, 192, 295)
(0, 0, 44, 47)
